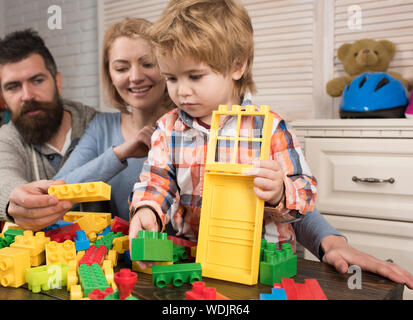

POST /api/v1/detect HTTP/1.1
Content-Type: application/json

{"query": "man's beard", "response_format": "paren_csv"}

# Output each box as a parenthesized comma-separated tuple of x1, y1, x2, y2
(11, 92, 64, 146)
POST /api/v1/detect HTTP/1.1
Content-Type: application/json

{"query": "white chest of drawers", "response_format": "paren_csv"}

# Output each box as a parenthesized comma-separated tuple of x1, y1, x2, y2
(291, 119, 413, 299)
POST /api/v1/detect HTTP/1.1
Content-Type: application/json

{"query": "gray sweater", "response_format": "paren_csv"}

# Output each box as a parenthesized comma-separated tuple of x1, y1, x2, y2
(0, 99, 97, 221)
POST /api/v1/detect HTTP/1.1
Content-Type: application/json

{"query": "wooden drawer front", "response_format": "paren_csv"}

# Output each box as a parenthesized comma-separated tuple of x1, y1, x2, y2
(306, 138, 413, 222)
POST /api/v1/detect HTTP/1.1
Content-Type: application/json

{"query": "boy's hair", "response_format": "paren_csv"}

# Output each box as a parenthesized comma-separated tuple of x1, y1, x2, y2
(148, 0, 256, 99)
(0, 29, 58, 79)
(102, 17, 174, 113)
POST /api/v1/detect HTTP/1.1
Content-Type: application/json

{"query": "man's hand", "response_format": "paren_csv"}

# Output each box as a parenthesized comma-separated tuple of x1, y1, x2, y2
(8, 180, 73, 231)
(128, 207, 160, 270)
(114, 126, 155, 161)
(321, 235, 413, 290)
(246, 159, 285, 206)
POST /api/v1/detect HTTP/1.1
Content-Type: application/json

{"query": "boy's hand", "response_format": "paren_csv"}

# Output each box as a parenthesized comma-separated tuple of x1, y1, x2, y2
(129, 207, 159, 270)
(246, 159, 285, 206)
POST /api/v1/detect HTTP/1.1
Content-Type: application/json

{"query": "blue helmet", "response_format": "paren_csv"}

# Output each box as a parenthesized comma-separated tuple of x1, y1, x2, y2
(340, 72, 408, 118)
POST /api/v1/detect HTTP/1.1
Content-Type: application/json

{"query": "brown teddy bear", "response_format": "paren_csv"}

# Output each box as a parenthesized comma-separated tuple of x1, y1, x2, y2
(326, 39, 410, 97)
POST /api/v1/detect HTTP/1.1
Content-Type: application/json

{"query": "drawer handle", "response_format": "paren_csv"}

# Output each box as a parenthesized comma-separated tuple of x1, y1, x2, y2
(352, 176, 395, 184)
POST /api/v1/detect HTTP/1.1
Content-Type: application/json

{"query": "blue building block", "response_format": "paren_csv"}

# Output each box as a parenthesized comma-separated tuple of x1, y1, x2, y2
(123, 250, 131, 267)
(259, 288, 287, 300)
(97, 225, 111, 237)
(42, 220, 73, 232)
(75, 230, 90, 251)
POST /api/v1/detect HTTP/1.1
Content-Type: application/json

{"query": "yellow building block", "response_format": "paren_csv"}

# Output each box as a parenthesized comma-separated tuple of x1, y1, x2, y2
(10, 231, 50, 266)
(112, 235, 129, 254)
(191, 246, 197, 258)
(0, 247, 31, 288)
(46, 240, 77, 265)
(106, 249, 118, 267)
(131, 261, 173, 274)
(102, 260, 114, 286)
(48, 181, 111, 203)
(63, 212, 112, 227)
(196, 105, 274, 285)
(75, 213, 108, 241)
(66, 260, 78, 292)
(70, 284, 83, 300)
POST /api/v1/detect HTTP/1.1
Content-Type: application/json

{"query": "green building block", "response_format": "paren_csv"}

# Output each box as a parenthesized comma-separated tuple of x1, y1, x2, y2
(259, 242, 297, 286)
(94, 231, 123, 250)
(0, 229, 25, 249)
(173, 244, 188, 262)
(78, 263, 110, 297)
(131, 230, 173, 262)
(25, 263, 69, 293)
(152, 263, 202, 288)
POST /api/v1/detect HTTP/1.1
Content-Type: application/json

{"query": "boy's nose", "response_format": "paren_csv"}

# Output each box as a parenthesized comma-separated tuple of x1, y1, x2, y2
(177, 83, 192, 97)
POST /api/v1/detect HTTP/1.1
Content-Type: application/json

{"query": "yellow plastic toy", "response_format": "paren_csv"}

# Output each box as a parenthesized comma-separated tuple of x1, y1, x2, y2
(0, 247, 31, 288)
(10, 231, 50, 267)
(196, 105, 274, 285)
(45, 240, 77, 265)
(48, 182, 111, 203)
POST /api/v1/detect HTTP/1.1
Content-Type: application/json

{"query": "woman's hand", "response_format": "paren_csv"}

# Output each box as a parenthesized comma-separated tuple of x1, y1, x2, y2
(114, 125, 155, 161)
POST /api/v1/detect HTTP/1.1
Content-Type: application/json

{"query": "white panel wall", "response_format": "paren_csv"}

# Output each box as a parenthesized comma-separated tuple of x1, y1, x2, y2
(3, 0, 100, 110)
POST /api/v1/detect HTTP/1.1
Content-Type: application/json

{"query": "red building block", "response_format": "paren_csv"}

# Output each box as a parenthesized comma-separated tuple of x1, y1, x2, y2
(44, 223, 80, 243)
(273, 278, 327, 300)
(111, 216, 129, 235)
(114, 268, 137, 300)
(88, 287, 114, 300)
(185, 281, 229, 300)
(78, 245, 108, 267)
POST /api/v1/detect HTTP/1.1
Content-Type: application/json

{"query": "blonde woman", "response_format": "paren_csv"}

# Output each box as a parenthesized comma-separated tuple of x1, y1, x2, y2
(54, 18, 174, 220)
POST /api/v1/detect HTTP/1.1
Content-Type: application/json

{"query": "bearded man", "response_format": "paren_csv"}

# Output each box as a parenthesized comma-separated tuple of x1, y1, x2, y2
(0, 29, 97, 230)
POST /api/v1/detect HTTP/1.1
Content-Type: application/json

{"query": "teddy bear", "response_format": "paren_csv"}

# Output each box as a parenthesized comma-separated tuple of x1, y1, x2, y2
(326, 39, 410, 97)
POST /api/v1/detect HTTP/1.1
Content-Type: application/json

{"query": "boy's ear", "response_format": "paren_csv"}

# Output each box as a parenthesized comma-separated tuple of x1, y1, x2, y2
(231, 58, 248, 81)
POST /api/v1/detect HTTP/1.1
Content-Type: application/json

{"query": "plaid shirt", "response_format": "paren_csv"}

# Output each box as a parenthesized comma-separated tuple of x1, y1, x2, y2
(130, 104, 317, 247)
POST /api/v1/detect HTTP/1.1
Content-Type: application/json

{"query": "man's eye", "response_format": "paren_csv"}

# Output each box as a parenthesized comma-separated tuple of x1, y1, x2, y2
(5, 84, 18, 91)
(33, 78, 44, 84)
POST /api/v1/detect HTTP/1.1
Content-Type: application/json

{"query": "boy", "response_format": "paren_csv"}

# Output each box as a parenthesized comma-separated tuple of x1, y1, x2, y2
(128, 2, 413, 290)
(129, 0, 316, 253)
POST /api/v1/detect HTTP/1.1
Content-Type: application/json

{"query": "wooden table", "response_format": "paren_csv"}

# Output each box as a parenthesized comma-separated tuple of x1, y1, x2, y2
(0, 258, 403, 300)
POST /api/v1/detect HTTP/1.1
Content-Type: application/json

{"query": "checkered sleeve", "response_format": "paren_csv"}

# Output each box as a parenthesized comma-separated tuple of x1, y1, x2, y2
(268, 115, 317, 218)
(130, 122, 180, 231)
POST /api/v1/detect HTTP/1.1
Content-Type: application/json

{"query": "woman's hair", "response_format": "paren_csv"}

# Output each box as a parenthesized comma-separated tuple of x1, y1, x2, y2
(148, 0, 256, 99)
(101, 17, 173, 112)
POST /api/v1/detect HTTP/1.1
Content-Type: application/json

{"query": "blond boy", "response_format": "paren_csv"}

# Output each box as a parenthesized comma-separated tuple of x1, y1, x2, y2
(128, 1, 413, 290)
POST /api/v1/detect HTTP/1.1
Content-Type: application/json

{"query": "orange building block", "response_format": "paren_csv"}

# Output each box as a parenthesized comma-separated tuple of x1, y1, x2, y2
(10, 231, 50, 266)
(0, 247, 31, 288)
(48, 181, 111, 203)
(46, 240, 77, 265)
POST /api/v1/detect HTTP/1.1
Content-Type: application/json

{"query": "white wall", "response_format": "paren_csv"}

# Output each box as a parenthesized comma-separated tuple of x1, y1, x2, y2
(0, 0, 5, 37)
(3, 0, 100, 109)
